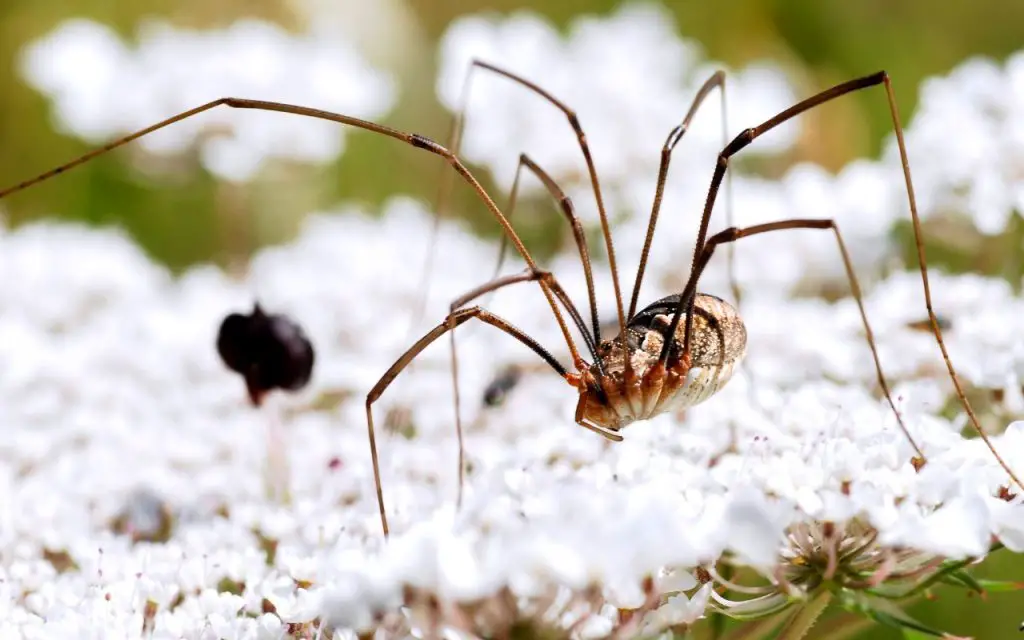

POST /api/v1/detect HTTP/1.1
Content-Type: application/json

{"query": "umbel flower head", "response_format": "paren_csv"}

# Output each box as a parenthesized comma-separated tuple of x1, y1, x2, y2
(705, 518, 996, 636)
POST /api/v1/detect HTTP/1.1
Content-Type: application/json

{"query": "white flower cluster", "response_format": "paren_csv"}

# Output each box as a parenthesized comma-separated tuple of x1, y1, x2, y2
(4, 4, 1024, 639)
(893, 53, 1024, 234)
(1, 197, 1022, 637)
(19, 18, 395, 181)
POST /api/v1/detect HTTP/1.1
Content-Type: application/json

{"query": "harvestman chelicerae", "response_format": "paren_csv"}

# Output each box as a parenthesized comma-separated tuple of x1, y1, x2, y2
(0, 63, 1019, 539)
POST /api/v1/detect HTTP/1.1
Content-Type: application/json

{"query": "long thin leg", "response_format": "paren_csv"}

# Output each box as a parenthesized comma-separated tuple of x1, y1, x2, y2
(437, 158, 608, 510)
(444, 156, 603, 488)
(0, 96, 587, 371)
(489, 153, 602, 347)
(368, 299, 568, 536)
(628, 69, 754, 414)
(427, 61, 603, 348)
(668, 73, 886, 359)
(467, 61, 632, 374)
(659, 71, 1023, 489)
(487, 152, 526, 288)
(444, 267, 594, 510)
(432, 60, 630, 355)
(430, 88, 602, 360)
(628, 70, 727, 318)
(459, 154, 603, 355)
(721, 79, 740, 309)
(677, 217, 925, 461)
(410, 64, 477, 331)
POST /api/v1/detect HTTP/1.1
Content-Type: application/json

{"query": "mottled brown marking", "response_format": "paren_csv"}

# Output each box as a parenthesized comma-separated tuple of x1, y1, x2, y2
(576, 293, 747, 430)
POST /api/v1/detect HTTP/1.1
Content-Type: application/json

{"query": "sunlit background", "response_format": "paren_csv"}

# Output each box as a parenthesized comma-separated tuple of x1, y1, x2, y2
(2, 0, 1023, 637)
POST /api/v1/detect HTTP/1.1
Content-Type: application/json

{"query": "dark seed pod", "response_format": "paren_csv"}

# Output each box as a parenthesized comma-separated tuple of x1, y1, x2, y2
(216, 303, 315, 406)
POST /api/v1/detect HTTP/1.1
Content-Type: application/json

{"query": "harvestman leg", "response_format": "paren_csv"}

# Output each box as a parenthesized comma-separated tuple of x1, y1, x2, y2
(0, 98, 587, 371)
(445, 152, 605, 354)
(368, 268, 612, 536)
(439, 153, 608, 513)
(490, 153, 603, 346)
(415, 65, 606, 382)
(440, 65, 741, 335)
(628, 70, 733, 316)
(434, 61, 634, 371)
(434, 69, 603, 345)
(626, 69, 761, 423)
(0, 97, 613, 531)
(440, 153, 616, 517)
(659, 71, 1022, 488)
(682, 218, 923, 462)
(417, 60, 644, 489)
(445, 258, 597, 512)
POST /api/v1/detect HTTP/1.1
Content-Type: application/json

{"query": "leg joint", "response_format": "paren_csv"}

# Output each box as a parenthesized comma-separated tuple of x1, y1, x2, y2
(567, 112, 582, 132)
(722, 128, 755, 156)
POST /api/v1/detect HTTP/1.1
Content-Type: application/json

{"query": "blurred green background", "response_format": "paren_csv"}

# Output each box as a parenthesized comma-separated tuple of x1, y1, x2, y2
(1, 0, 1022, 637)
(4, 0, 1024, 274)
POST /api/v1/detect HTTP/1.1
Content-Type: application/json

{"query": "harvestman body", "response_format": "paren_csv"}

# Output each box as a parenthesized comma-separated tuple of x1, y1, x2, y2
(572, 292, 746, 431)
(1, 59, 1020, 539)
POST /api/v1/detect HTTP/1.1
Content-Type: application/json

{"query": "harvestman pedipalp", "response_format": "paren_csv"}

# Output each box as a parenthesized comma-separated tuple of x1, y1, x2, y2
(1, 64, 1020, 539)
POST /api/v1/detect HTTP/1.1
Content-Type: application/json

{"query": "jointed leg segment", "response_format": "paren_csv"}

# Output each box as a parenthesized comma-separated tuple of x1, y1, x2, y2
(674, 217, 925, 462)
(457, 60, 633, 372)
(0, 92, 609, 535)
(368, 267, 584, 536)
(0, 95, 585, 372)
(629, 70, 730, 318)
(491, 153, 602, 349)
(660, 70, 1021, 488)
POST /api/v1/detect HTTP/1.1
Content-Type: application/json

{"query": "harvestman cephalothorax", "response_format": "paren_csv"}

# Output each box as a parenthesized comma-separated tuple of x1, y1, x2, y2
(1, 58, 1019, 538)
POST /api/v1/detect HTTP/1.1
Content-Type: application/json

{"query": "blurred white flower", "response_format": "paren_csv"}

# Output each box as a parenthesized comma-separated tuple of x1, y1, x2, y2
(641, 583, 712, 634)
(436, 3, 798, 196)
(19, 18, 395, 182)
(1, 198, 1021, 635)
(891, 53, 1024, 234)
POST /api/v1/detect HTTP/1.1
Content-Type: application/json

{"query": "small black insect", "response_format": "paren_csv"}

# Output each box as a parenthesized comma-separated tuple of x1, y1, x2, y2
(216, 303, 315, 406)
(482, 365, 523, 407)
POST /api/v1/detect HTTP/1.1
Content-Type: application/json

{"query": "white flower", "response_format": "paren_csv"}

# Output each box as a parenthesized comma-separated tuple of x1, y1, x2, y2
(436, 3, 797, 194)
(319, 569, 401, 633)
(891, 54, 1024, 234)
(717, 491, 791, 570)
(642, 583, 713, 633)
(19, 18, 395, 182)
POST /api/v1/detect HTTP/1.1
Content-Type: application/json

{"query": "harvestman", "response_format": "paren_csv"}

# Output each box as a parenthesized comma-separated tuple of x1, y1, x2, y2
(1, 63, 1019, 539)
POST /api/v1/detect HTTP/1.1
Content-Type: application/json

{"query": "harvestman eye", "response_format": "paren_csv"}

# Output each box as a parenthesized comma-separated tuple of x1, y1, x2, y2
(1, 60, 1020, 540)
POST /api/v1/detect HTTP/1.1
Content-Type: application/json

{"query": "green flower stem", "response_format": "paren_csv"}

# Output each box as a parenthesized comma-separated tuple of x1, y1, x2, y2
(774, 589, 832, 640)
